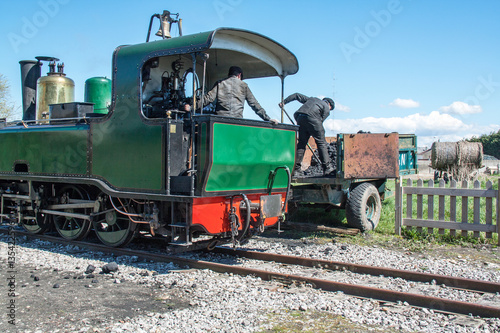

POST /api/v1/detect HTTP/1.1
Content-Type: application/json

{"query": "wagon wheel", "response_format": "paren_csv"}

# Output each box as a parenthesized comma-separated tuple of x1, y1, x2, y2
(345, 182, 381, 232)
(53, 185, 92, 240)
(92, 196, 137, 247)
(21, 211, 51, 234)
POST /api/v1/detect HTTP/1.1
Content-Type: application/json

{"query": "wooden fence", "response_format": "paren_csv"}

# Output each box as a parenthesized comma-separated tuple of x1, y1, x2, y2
(395, 178, 499, 244)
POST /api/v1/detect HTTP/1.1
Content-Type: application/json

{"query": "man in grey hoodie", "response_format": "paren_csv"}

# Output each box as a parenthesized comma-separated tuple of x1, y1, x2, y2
(201, 66, 278, 124)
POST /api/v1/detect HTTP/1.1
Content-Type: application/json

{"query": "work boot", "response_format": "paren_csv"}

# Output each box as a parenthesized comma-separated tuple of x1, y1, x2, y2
(292, 149, 306, 178)
(323, 163, 335, 176)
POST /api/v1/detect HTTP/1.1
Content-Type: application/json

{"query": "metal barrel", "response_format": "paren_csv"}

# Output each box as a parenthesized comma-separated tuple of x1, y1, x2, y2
(35, 63, 75, 121)
(84, 77, 111, 114)
(19, 60, 42, 121)
(36, 75, 75, 121)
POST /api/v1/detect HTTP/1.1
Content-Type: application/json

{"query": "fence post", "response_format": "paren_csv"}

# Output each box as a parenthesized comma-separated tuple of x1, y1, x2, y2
(406, 178, 413, 232)
(485, 181, 493, 239)
(461, 180, 469, 238)
(427, 179, 434, 235)
(416, 179, 423, 234)
(497, 179, 500, 246)
(449, 179, 457, 237)
(395, 177, 402, 236)
(473, 180, 481, 239)
(438, 179, 445, 235)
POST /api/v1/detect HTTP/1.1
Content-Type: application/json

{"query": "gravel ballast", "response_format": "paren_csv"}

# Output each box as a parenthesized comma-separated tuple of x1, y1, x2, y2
(1, 233, 499, 333)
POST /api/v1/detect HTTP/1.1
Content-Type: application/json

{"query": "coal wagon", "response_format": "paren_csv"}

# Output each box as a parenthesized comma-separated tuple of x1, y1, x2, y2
(291, 133, 417, 231)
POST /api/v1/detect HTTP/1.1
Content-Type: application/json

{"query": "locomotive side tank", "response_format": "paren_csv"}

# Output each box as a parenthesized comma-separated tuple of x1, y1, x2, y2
(0, 25, 298, 250)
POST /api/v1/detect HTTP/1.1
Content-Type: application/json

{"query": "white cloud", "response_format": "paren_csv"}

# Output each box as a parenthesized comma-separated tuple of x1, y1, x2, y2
(439, 101, 482, 115)
(388, 98, 420, 109)
(335, 103, 351, 112)
(324, 111, 499, 148)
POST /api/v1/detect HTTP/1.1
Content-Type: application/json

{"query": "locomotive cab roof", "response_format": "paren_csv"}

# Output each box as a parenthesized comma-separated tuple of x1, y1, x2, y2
(114, 27, 299, 85)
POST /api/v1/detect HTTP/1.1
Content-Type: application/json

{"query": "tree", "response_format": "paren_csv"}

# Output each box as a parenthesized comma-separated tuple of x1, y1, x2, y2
(0, 74, 16, 120)
(468, 129, 500, 160)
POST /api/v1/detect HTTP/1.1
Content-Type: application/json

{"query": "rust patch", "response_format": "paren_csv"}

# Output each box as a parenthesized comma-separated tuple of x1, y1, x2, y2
(343, 133, 399, 179)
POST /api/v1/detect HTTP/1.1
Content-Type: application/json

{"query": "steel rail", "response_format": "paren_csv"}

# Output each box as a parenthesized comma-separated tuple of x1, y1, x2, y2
(2, 228, 500, 318)
(212, 247, 500, 294)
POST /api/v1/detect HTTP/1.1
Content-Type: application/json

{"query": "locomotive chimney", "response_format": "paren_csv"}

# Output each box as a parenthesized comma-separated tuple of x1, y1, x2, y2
(19, 60, 42, 121)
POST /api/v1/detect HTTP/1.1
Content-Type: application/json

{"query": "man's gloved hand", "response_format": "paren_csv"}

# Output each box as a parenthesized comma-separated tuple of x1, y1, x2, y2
(270, 119, 279, 125)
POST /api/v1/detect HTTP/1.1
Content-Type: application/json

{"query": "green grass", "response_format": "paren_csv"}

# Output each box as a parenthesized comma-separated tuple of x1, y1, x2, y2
(287, 174, 499, 249)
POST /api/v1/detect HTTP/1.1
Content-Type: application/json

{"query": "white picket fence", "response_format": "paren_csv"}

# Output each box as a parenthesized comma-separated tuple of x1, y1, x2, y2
(395, 178, 499, 244)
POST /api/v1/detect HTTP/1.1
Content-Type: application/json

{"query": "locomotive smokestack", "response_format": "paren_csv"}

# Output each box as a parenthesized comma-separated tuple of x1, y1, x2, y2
(19, 60, 42, 121)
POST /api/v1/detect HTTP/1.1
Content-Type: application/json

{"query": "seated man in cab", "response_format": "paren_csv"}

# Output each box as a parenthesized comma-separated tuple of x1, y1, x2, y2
(196, 66, 279, 124)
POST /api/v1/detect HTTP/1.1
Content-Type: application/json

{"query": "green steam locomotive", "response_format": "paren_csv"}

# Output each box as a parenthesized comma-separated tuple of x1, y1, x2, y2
(0, 12, 298, 250)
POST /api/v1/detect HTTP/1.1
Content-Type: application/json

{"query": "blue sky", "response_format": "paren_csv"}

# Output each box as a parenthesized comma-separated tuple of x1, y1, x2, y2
(1, 0, 499, 148)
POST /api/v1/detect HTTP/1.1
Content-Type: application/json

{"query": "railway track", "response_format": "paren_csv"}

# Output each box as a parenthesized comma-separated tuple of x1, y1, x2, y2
(2, 227, 500, 318)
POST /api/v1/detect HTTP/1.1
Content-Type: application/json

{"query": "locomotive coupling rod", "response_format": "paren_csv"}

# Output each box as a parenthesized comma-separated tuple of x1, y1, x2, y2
(41, 209, 92, 221)
(281, 107, 321, 165)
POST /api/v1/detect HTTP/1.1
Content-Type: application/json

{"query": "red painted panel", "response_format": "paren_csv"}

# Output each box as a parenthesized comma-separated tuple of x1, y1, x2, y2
(192, 193, 286, 234)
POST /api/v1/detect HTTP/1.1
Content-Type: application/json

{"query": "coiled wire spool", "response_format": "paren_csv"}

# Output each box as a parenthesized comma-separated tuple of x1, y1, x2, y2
(431, 141, 483, 171)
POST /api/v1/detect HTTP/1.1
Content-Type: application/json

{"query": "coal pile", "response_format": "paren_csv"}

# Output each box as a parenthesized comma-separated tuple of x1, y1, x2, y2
(303, 141, 337, 177)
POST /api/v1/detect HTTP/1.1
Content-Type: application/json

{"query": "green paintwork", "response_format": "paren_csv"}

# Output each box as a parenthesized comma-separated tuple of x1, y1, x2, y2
(0, 126, 88, 175)
(118, 31, 213, 59)
(97, 229, 128, 243)
(398, 134, 418, 175)
(85, 77, 112, 114)
(90, 48, 164, 191)
(91, 117, 164, 191)
(205, 123, 295, 192)
(1, 29, 298, 195)
(90, 31, 216, 191)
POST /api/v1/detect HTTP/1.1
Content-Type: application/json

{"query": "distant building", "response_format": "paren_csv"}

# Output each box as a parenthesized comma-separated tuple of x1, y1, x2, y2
(483, 155, 500, 174)
(417, 148, 432, 174)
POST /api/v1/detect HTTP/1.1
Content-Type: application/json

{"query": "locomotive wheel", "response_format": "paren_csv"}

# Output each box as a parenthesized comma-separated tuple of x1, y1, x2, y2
(21, 212, 51, 234)
(345, 183, 381, 232)
(53, 186, 92, 240)
(93, 196, 137, 247)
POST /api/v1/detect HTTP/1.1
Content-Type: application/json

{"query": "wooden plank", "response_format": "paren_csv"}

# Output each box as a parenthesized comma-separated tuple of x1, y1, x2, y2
(427, 180, 434, 234)
(438, 179, 445, 235)
(462, 180, 469, 238)
(497, 179, 500, 246)
(473, 180, 481, 239)
(395, 177, 402, 236)
(449, 179, 457, 237)
(416, 179, 423, 233)
(406, 178, 412, 222)
(402, 219, 497, 232)
(485, 181, 493, 239)
(402, 187, 496, 198)
(284, 222, 360, 235)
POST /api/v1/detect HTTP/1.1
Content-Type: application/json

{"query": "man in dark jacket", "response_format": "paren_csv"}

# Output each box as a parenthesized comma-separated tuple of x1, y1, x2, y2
(279, 93, 335, 176)
(201, 66, 278, 124)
